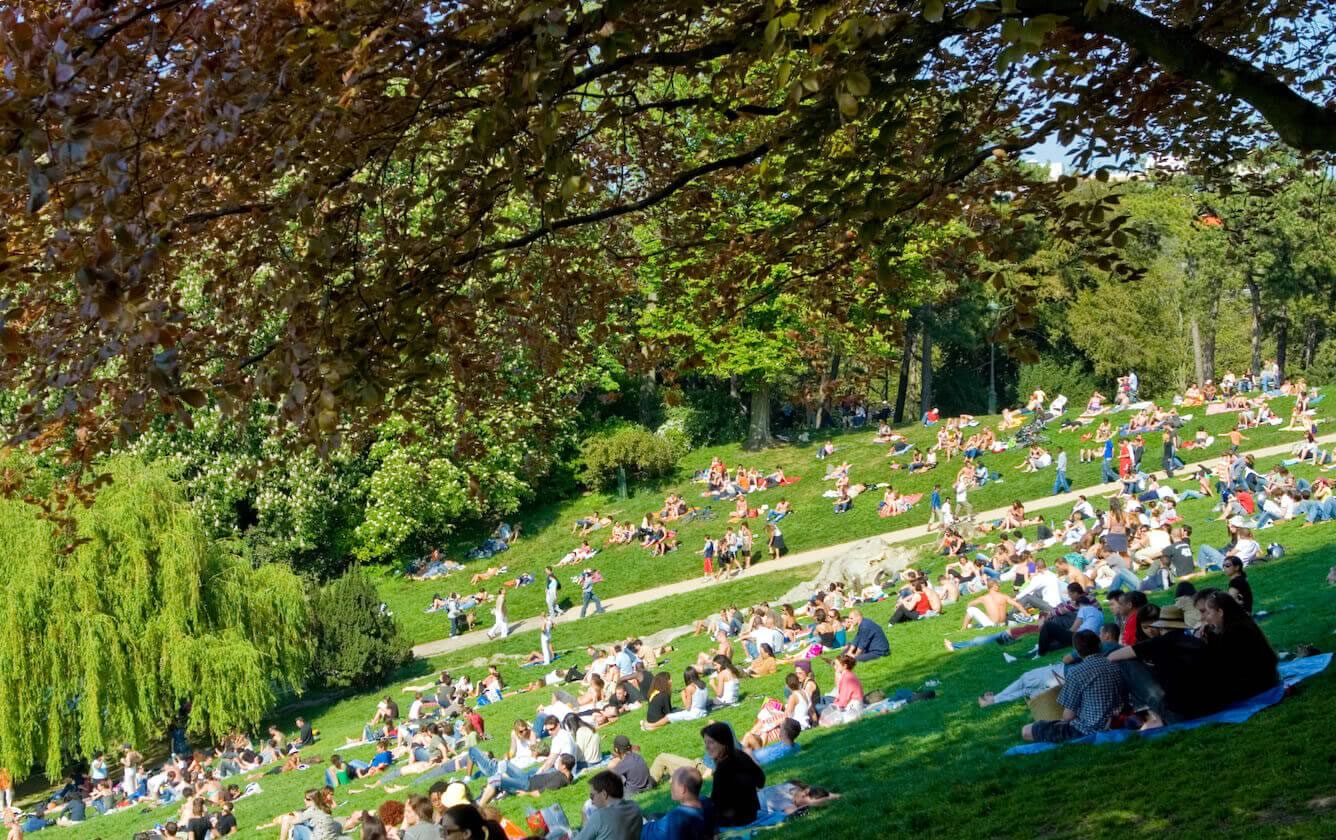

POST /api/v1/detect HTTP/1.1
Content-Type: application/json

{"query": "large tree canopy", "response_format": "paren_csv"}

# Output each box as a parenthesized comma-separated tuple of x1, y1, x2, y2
(1, 0, 1331, 474)
(0, 456, 312, 782)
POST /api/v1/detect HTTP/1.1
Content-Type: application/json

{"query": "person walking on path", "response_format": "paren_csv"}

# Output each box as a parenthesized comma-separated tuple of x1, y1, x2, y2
(580, 569, 607, 618)
(545, 566, 563, 617)
(486, 588, 510, 640)
(1052, 447, 1071, 495)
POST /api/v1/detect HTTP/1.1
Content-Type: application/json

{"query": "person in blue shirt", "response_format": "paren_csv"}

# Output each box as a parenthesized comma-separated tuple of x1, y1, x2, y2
(749, 719, 801, 766)
(844, 610, 889, 662)
(1100, 437, 1119, 483)
(641, 767, 715, 840)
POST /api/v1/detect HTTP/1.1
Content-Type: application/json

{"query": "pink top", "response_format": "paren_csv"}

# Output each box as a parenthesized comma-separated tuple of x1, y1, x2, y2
(834, 669, 864, 708)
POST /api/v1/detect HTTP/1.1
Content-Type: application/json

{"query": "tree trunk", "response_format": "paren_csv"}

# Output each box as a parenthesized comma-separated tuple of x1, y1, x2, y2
(892, 320, 916, 424)
(1203, 284, 1220, 383)
(1246, 277, 1263, 377)
(1191, 318, 1205, 385)
(1275, 306, 1289, 383)
(638, 369, 658, 427)
(919, 306, 934, 418)
(1303, 317, 1322, 370)
(746, 384, 773, 450)
(814, 352, 841, 429)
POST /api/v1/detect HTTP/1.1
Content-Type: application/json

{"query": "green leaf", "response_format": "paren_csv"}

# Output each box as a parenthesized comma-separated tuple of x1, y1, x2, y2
(845, 71, 871, 97)
(923, 0, 945, 23)
(765, 17, 781, 45)
(837, 92, 859, 117)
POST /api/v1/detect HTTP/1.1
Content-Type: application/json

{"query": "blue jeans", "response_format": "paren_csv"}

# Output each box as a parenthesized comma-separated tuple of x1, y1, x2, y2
(1197, 545, 1226, 571)
(1105, 568, 1143, 592)
(949, 630, 1012, 650)
(1052, 469, 1070, 495)
(1101, 460, 1119, 483)
(292, 825, 314, 840)
(581, 590, 605, 617)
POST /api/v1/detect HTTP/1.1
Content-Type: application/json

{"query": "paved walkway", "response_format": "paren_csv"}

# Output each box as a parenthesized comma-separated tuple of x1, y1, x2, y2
(412, 432, 1333, 659)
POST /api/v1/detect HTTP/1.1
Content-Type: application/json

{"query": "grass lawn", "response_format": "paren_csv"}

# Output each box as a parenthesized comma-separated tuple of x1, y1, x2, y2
(37, 440, 1336, 839)
(383, 395, 1315, 647)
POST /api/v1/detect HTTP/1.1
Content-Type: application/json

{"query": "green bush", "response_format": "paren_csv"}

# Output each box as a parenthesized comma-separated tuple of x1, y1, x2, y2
(577, 423, 679, 490)
(678, 388, 749, 445)
(1017, 356, 1099, 404)
(308, 570, 411, 690)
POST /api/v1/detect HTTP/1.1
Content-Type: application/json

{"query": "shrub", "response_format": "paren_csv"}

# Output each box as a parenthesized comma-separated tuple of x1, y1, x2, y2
(308, 570, 411, 690)
(577, 423, 679, 490)
(1017, 356, 1099, 404)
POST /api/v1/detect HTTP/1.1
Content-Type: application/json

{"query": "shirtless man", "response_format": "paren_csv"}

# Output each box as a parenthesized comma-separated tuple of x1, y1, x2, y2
(1054, 559, 1093, 592)
(957, 580, 1028, 632)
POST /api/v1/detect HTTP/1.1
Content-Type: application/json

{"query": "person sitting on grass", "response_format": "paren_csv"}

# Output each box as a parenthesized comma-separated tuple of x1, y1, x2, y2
(700, 722, 765, 828)
(640, 767, 715, 840)
(477, 753, 574, 806)
(574, 771, 643, 840)
(1199, 590, 1280, 704)
(1020, 631, 1126, 744)
(822, 655, 865, 726)
(843, 609, 889, 662)
(642, 667, 710, 730)
(747, 718, 804, 767)
(886, 577, 943, 626)
(956, 579, 1028, 634)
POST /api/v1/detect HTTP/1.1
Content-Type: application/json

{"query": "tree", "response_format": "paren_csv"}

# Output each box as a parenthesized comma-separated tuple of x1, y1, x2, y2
(0, 456, 312, 783)
(308, 570, 410, 690)
(1, 1, 1330, 477)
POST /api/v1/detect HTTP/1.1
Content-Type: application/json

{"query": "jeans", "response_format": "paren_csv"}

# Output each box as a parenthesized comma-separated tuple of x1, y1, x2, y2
(949, 630, 1013, 650)
(1196, 545, 1226, 571)
(580, 590, 605, 617)
(1105, 568, 1144, 592)
(1101, 460, 1119, 483)
(1052, 469, 1071, 495)
(292, 825, 314, 840)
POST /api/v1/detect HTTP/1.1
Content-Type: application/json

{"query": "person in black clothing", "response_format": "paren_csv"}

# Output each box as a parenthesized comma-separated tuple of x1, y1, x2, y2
(644, 672, 674, 725)
(1108, 606, 1211, 727)
(214, 801, 238, 836)
(185, 797, 211, 840)
(1200, 590, 1278, 704)
(294, 717, 314, 747)
(700, 722, 764, 827)
(1223, 558, 1254, 614)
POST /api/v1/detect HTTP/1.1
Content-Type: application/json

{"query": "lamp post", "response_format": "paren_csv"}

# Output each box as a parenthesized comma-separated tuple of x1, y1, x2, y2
(986, 301, 1000, 416)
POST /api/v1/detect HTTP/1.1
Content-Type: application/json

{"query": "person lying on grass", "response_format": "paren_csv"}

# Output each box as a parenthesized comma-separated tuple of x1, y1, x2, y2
(477, 752, 575, 807)
(757, 778, 841, 816)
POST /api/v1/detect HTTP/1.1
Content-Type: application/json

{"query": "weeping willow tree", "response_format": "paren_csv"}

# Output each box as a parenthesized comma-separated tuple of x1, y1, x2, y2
(0, 455, 313, 783)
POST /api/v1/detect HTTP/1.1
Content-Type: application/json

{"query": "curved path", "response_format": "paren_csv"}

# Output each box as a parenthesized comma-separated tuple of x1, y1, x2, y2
(412, 433, 1333, 659)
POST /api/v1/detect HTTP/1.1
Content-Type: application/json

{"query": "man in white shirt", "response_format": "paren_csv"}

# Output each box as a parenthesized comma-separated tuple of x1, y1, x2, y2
(743, 614, 787, 660)
(1016, 559, 1063, 612)
(407, 692, 425, 722)
(1071, 495, 1096, 520)
(546, 567, 563, 617)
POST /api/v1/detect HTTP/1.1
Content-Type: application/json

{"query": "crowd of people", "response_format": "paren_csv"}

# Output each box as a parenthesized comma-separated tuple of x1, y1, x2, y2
(11, 370, 1321, 840)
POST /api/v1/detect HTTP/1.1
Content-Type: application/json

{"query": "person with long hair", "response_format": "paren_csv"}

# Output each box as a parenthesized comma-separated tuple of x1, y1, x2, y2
(700, 722, 765, 827)
(709, 655, 743, 707)
(562, 713, 602, 769)
(1200, 590, 1279, 704)
(441, 803, 505, 840)
(642, 672, 673, 727)
(356, 814, 389, 840)
(643, 667, 708, 729)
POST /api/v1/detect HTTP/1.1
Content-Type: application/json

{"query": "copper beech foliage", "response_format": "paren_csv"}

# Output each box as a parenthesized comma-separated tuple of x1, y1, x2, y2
(1, 1, 1331, 488)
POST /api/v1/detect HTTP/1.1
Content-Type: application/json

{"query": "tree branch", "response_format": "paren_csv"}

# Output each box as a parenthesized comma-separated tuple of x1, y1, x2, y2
(1006, 0, 1336, 151)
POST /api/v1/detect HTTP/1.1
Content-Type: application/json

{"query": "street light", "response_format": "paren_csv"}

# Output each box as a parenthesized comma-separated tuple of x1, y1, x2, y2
(987, 301, 1000, 416)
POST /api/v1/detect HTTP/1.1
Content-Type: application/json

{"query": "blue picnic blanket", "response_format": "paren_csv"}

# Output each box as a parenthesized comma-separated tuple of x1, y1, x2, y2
(1005, 653, 1331, 755)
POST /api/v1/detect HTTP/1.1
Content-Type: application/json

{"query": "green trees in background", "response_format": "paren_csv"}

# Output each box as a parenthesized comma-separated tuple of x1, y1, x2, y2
(308, 571, 410, 691)
(0, 457, 312, 783)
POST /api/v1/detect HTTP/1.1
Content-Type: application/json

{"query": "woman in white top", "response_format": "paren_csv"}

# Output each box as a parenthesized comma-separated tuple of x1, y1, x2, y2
(709, 655, 743, 707)
(508, 720, 538, 769)
(486, 589, 509, 639)
(644, 667, 710, 728)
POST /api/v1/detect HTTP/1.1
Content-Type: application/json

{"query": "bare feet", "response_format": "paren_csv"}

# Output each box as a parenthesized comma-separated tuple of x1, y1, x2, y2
(943, 638, 956, 652)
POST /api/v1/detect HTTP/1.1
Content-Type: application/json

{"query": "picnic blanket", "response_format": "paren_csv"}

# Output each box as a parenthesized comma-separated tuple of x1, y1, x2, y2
(1004, 653, 1331, 755)
(520, 654, 562, 668)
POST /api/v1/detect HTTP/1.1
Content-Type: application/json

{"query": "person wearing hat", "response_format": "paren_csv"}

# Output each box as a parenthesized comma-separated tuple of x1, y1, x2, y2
(607, 735, 651, 795)
(1107, 605, 1211, 728)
